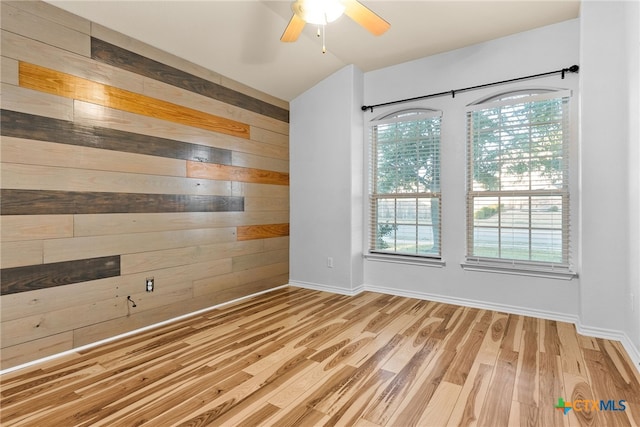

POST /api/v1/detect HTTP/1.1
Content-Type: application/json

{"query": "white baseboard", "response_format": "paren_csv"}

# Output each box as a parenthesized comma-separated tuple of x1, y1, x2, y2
(363, 283, 581, 325)
(288, 280, 364, 296)
(620, 335, 640, 370)
(288, 280, 640, 374)
(0, 285, 288, 376)
(577, 323, 640, 370)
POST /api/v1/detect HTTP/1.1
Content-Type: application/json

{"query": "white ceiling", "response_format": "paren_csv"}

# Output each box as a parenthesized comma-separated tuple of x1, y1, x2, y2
(47, 1, 580, 102)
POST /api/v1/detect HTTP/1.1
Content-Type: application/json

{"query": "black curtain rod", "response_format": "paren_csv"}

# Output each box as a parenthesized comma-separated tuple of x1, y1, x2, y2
(361, 64, 579, 112)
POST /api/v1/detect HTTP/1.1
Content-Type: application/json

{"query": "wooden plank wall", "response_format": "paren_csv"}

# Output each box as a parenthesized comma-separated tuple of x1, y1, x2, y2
(0, 1, 290, 369)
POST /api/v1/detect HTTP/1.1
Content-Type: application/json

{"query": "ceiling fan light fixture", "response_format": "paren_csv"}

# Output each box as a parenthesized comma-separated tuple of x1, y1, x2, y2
(292, 0, 345, 25)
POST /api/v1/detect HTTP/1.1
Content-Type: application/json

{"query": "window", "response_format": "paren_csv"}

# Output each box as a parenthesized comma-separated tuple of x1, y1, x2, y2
(368, 109, 441, 259)
(465, 90, 574, 277)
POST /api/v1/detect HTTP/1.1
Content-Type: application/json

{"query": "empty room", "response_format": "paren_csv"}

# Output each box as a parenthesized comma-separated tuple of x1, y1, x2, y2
(1, 0, 639, 425)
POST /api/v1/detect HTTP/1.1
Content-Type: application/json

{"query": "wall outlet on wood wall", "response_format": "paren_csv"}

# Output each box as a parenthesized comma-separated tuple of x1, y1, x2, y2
(146, 278, 154, 292)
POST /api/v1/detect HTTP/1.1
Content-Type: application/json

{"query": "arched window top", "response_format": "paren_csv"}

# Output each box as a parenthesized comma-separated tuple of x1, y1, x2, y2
(468, 87, 570, 109)
(371, 108, 441, 125)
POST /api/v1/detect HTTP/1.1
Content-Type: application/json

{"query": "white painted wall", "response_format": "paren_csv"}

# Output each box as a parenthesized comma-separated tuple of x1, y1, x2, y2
(579, 0, 640, 362)
(626, 0, 640, 355)
(290, 4, 639, 365)
(361, 19, 581, 320)
(290, 65, 365, 294)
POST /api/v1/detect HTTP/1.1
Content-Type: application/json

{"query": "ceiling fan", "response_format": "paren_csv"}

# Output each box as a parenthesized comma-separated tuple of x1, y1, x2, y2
(280, 0, 390, 45)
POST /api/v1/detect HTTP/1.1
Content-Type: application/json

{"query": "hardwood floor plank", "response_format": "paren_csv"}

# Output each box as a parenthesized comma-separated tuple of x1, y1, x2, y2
(446, 362, 494, 427)
(363, 337, 440, 425)
(387, 347, 457, 426)
(235, 402, 281, 427)
(415, 380, 463, 426)
(1, 287, 639, 426)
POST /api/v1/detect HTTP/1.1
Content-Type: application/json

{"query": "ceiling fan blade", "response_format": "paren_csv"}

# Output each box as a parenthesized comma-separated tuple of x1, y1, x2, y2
(342, 0, 390, 36)
(280, 13, 306, 42)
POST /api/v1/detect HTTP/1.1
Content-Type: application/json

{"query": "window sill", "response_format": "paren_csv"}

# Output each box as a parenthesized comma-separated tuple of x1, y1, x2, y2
(365, 252, 445, 268)
(460, 260, 577, 280)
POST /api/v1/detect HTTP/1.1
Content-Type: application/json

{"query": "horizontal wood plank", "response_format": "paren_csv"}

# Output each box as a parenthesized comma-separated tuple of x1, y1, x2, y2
(1, 83, 73, 120)
(91, 37, 289, 123)
(0, 255, 120, 295)
(1, 276, 124, 322)
(1, 29, 145, 94)
(0, 109, 232, 165)
(0, 214, 73, 242)
(244, 197, 290, 212)
(0, 296, 126, 348)
(0, 189, 243, 215)
(231, 151, 289, 173)
(187, 162, 289, 186)
(0, 2, 89, 56)
(237, 223, 290, 241)
(1, 56, 19, 85)
(120, 239, 264, 275)
(18, 62, 251, 139)
(232, 248, 289, 272)
(0, 331, 73, 370)
(42, 227, 237, 263)
(1, 136, 187, 178)
(72, 102, 289, 160)
(4, 1, 91, 33)
(0, 240, 43, 269)
(1, 163, 231, 196)
(72, 211, 289, 237)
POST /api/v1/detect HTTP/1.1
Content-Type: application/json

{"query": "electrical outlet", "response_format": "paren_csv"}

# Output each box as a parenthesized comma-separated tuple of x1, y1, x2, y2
(146, 277, 154, 292)
(327, 257, 334, 268)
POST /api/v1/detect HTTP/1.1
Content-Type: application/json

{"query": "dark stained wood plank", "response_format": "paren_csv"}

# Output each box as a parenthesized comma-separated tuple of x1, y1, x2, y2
(237, 223, 289, 241)
(0, 256, 120, 295)
(91, 37, 289, 123)
(19, 62, 250, 139)
(0, 109, 232, 165)
(0, 189, 244, 215)
(187, 161, 290, 186)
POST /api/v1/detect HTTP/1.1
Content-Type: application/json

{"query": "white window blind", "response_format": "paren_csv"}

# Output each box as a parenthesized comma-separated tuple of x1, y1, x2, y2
(369, 110, 441, 258)
(465, 91, 573, 275)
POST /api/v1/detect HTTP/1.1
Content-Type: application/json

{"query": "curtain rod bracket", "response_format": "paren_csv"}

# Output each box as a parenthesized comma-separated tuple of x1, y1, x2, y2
(562, 64, 580, 79)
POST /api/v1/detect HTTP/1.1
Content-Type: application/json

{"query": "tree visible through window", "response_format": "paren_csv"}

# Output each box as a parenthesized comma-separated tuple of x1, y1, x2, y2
(466, 91, 571, 266)
(369, 109, 441, 257)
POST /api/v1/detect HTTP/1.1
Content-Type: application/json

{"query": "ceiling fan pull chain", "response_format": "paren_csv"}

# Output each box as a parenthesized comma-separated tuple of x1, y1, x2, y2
(322, 24, 326, 54)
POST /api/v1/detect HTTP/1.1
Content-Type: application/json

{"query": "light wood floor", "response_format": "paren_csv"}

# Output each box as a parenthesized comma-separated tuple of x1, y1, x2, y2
(1, 287, 639, 426)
